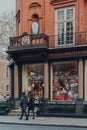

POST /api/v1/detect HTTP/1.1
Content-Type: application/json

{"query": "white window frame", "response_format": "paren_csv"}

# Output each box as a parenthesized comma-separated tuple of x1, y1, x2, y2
(55, 6, 75, 47)
(6, 85, 9, 92)
(6, 65, 9, 78)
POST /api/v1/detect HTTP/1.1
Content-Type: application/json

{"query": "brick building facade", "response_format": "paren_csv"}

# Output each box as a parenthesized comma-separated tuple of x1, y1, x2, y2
(0, 53, 10, 98)
(7, 0, 87, 101)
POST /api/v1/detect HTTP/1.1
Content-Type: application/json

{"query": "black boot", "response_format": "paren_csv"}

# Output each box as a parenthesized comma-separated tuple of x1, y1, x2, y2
(32, 117, 35, 119)
(25, 115, 29, 120)
(19, 117, 22, 120)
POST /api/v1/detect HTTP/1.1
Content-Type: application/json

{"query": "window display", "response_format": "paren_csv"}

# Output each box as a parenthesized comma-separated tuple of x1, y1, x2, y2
(52, 61, 78, 101)
(22, 64, 44, 100)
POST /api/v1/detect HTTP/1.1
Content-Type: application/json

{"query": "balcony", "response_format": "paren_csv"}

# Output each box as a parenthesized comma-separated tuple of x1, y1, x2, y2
(7, 32, 87, 62)
(8, 32, 49, 52)
(8, 32, 87, 52)
(49, 32, 87, 48)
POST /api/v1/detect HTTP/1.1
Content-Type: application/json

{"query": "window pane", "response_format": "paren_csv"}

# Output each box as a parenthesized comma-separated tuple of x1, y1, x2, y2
(6, 66, 9, 77)
(66, 22, 73, 44)
(6, 85, 9, 92)
(58, 33, 65, 45)
(57, 10, 64, 21)
(57, 22, 64, 34)
(66, 9, 73, 20)
(57, 22, 65, 45)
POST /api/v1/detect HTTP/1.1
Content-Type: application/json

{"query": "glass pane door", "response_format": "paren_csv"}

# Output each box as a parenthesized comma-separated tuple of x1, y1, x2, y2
(57, 22, 65, 45)
(66, 21, 74, 44)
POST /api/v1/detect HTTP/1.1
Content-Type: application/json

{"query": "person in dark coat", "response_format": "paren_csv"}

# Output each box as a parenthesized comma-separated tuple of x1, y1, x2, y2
(19, 92, 28, 120)
(26, 94, 35, 120)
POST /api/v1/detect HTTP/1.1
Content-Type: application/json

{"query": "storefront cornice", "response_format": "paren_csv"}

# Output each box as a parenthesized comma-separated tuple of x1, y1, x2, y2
(7, 48, 49, 63)
(49, 46, 87, 60)
(49, 44, 87, 52)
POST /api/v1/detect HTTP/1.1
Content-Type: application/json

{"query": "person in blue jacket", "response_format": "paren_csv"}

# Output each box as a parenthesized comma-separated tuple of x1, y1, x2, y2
(19, 92, 28, 120)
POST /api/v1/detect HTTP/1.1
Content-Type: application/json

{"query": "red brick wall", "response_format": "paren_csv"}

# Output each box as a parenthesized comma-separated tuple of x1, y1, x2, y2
(16, 0, 87, 47)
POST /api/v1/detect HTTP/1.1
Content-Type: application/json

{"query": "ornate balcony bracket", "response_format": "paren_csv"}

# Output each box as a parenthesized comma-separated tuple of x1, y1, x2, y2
(50, 0, 77, 5)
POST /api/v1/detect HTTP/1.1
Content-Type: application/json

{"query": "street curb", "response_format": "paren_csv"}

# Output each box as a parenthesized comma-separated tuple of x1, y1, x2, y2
(0, 122, 87, 128)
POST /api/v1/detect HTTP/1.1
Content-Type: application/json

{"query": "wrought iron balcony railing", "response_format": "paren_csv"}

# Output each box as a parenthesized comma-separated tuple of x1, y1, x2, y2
(8, 32, 87, 51)
(49, 32, 87, 48)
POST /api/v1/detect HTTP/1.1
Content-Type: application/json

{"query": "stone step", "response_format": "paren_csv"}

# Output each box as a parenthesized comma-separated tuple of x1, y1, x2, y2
(8, 108, 38, 116)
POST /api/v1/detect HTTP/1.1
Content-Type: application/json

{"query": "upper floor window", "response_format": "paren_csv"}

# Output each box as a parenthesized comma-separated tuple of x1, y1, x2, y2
(6, 85, 9, 92)
(32, 21, 39, 34)
(55, 6, 75, 46)
(6, 65, 9, 78)
(32, 14, 39, 34)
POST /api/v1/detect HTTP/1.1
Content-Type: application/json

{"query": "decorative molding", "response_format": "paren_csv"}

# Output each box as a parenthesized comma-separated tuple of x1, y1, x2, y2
(16, 10, 20, 21)
(50, 0, 77, 5)
(49, 49, 87, 59)
(29, 2, 41, 9)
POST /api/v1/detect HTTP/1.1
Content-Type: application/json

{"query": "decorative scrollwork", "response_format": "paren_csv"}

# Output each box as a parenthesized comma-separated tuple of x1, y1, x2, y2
(50, 0, 76, 5)
(29, 2, 41, 9)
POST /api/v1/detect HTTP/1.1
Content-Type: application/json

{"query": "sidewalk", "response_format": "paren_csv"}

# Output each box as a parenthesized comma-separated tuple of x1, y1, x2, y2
(0, 115, 87, 128)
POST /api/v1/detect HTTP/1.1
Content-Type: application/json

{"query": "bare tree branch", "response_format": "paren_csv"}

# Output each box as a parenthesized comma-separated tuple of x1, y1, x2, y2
(0, 11, 16, 52)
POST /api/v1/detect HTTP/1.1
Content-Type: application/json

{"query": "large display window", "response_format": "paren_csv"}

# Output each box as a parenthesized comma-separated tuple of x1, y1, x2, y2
(22, 64, 44, 99)
(52, 61, 78, 101)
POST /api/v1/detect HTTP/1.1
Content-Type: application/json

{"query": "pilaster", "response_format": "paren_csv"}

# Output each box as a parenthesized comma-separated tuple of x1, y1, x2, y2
(44, 63, 49, 99)
(14, 63, 19, 98)
(78, 59, 83, 99)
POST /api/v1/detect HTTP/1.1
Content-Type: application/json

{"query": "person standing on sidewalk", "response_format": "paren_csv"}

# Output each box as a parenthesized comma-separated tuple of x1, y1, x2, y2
(19, 92, 28, 120)
(26, 94, 35, 120)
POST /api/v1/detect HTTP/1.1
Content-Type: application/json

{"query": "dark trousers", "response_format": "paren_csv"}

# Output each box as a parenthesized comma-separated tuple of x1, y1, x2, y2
(27, 107, 35, 119)
(20, 109, 27, 119)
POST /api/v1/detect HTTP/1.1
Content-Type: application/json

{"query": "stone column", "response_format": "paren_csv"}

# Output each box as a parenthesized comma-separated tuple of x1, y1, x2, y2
(14, 63, 19, 98)
(84, 60, 87, 100)
(78, 59, 83, 99)
(44, 63, 49, 99)
(9, 68, 12, 97)
(50, 64, 53, 101)
(75, 59, 84, 114)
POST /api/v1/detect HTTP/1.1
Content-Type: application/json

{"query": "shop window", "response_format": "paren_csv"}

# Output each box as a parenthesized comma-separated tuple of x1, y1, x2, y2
(22, 64, 44, 99)
(52, 61, 78, 101)
(55, 6, 75, 46)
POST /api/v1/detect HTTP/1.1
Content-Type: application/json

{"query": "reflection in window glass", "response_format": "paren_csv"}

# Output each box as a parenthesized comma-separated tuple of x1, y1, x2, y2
(52, 61, 78, 101)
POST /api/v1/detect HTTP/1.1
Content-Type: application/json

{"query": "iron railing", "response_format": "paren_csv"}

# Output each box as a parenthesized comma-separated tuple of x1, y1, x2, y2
(49, 32, 87, 48)
(8, 32, 87, 51)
